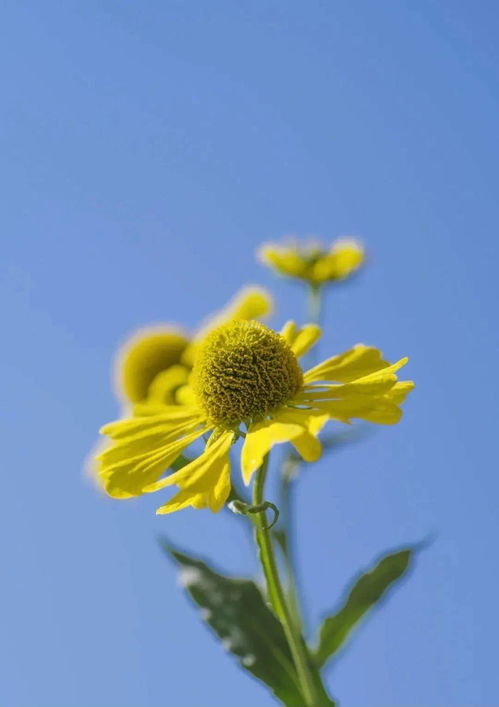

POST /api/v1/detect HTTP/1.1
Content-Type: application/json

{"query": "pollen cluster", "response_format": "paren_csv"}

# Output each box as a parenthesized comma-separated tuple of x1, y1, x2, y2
(192, 321, 303, 428)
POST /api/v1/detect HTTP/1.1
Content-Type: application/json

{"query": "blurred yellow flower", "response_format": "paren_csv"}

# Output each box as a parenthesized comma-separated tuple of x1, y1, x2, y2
(114, 286, 272, 407)
(258, 237, 365, 287)
(96, 320, 413, 515)
(116, 327, 189, 405)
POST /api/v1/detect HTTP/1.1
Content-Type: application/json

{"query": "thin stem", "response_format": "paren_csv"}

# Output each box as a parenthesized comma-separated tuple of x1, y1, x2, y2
(307, 284, 323, 327)
(253, 456, 320, 707)
(278, 456, 304, 631)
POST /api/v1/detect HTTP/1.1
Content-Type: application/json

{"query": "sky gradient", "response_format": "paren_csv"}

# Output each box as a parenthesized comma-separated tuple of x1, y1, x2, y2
(2, 2, 498, 706)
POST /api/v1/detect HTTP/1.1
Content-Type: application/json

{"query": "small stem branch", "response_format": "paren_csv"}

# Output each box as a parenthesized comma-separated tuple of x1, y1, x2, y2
(253, 456, 319, 707)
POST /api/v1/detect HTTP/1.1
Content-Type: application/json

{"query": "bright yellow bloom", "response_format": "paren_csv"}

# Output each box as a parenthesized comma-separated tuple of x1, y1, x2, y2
(96, 320, 414, 515)
(114, 286, 272, 406)
(258, 237, 364, 287)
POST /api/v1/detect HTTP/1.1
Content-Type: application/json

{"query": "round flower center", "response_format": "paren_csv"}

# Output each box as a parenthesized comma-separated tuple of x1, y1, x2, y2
(192, 320, 303, 428)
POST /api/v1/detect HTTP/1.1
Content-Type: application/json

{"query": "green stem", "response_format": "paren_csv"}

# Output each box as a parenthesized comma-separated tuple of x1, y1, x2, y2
(278, 456, 304, 631)
(307, 284, 323, 328)
(253, 456, 320, 707)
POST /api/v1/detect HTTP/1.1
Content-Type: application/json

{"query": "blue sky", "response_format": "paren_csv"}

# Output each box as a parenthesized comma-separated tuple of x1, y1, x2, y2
(2, 1, 498, 705)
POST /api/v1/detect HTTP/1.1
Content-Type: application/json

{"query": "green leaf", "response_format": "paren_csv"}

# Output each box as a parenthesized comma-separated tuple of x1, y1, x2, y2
(160, 540, 308, 706)
(313, 546, 417, 668)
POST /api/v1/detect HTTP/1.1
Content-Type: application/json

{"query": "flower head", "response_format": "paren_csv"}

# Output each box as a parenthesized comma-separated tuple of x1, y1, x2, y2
(258, 237, 364, 287)
(192, 320, 303, 427)
(95, 320, 414, 515)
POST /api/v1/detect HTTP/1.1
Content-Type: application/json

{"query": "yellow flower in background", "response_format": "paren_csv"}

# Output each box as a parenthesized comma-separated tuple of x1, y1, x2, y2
(258, 237, 365, 287)
(96, 319, 414, 515)
(116, 327, 189, 405)
(114, 286, 272, 407)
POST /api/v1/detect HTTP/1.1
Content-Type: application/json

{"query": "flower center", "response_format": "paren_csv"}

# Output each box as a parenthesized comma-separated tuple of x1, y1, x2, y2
(192, 320, 303, 428)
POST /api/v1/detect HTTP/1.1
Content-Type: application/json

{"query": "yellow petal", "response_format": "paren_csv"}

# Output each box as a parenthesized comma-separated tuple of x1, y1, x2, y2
(310, 395, 403, 425)
(175, 383, 197, 406)
(312, 238, 364, 283)
(276, 409, 328, 460)
(288, 427, 322, 463)
(242, 421, 300, 483)
(156, 488, 207, 514)
(258, 244, 308, 278)
(298, 373, 399, 402)
(279, 321, 321, 358)
(390, 380, 415, 404)
(147, 365, 190, 405)
(196, 285, 272, 337)
(226, 286, 273, 322)
(114, 326, 189, 404)
(154, 431, 234, 514)
(96, 424, 170, 463)
(280, 320, 297, 345)
(304, 345, 390, 384)
(131, 402, 170, 416)
(277, 408, 330, 436)
(356, 357, 408, 381)
(100, 407, 200, 438)
(207, 457, 232, 512)
(290, 324, 321, 358)
(298, 351, 413, 426)
(241, 409, 327, 484)
(97, 419, 209, 498)
(96, 417, 198, 466)
(145, 431, 233, 492)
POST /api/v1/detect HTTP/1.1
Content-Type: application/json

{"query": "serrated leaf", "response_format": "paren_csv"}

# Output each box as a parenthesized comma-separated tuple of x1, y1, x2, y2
(313, 546, 417, 668)
(160, 540, 308, 706)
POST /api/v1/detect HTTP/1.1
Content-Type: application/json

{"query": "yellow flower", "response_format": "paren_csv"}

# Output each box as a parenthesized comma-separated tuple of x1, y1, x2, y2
(96, 320, 414, 515)
(116, 327, 189, 405)
(258, 237, 365, 287)
(114, 286, 272, 407)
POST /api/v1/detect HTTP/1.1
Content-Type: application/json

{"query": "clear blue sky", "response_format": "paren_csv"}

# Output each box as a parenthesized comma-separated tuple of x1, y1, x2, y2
(2, 2, 498, 706)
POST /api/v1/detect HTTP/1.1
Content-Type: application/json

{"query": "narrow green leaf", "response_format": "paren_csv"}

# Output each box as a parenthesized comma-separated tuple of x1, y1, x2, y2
(313, 546, 417, 668)
(160, 540, 308, 706)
